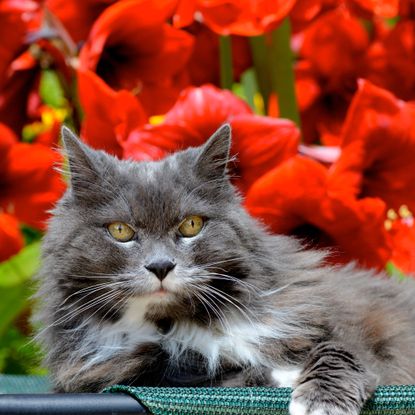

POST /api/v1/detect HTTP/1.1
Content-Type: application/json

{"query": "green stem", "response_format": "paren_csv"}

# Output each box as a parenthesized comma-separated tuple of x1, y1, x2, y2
(219, 36, 233, 90)
(268, 18, 300, 126)
(249, 36, 271, 110)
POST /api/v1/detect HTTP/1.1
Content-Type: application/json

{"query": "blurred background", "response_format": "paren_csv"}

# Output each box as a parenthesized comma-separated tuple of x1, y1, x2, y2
(1, 0, 414, 375)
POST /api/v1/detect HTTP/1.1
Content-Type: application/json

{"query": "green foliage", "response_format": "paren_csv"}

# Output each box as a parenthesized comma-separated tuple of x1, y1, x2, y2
(39, 69, 67, 108)
(0, 326, 45, 375)
(386, 261, 407, 281)
(232, 68, 263, 115)
(20, 225, 43, 246)
(0, 242, 43, 374)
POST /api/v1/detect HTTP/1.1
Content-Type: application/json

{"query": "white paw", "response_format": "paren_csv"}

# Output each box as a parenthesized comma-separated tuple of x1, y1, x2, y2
(289, 399, 326, 415)
(289, 398, 359, 415)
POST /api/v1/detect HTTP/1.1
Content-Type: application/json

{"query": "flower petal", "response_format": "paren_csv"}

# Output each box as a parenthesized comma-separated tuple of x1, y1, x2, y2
(329, 80, 415, 212)
(78, 0, 192, 115)
(0, 213, 24, 262)
(231, 115, 299, 191)
(246, 155, 390, 269)
(164, 84, 251, 137)
(78, 69, 147, 156)
(194, 0, 297, 36)
(1, 143, 66, 229)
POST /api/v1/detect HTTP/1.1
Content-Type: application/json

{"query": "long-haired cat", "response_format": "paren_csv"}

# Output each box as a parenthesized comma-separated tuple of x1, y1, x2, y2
(34, 125, 415, 415)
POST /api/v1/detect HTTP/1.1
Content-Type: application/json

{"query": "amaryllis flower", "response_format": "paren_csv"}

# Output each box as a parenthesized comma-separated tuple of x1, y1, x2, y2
(0, 31, 72, 135)
(0, 213, 24, 262)
(78, 0, 194, 116)
(0, 7, 28, 90)
(121, 88, 302, 174)
(329, 80, 415, 213)
(0, 6, 39, 134)
(186, 22, 251, 86)
(77, 69, 147, 157)
(0, 123, 65, 230)
(346, 0, 399, 18)
(122, 85, 300, 193)
(399, 1, 415, 18)
(365, 20, 415, 101)
(174, 0, 296, 36)
(290, 0, 339, 32)
(45, 0, 118, 43)
(296, 9, 369, 144)
(245, 155, 390, 270)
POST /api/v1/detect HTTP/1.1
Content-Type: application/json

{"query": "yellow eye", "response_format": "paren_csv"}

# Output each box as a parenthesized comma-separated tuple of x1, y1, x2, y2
(178, 215, 204, 237)
(107, 222, 135, 242)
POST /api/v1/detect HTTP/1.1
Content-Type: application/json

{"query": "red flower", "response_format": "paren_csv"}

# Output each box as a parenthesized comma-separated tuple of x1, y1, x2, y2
(346, 0, 399, 19)
(0, 31, 72, 135)
(0, 7, 28, 90)
(0, 123, 65, 230)
(329, 80, 415, 213)
(78, 69, 147, 157)
(0, 213, 24, 262)
(46, 0, 118, 43)
(290, 0, 338, 32)
(245, 155, 390, 270)
(296, 9, 369, 144)
(186, 22, 251, 86)
(365, 20, 415, 101)
(0, 6, 39, 134)
(174, 0, 297, 36)
(78, 0, 194, 116)
(122, 85, 300, 193)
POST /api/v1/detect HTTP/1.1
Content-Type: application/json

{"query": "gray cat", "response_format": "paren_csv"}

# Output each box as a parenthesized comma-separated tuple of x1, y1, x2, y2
(34, 125, 415, 415)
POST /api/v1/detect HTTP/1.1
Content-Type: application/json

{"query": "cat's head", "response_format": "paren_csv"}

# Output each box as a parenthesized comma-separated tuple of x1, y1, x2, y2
(42, 125, 269, 327)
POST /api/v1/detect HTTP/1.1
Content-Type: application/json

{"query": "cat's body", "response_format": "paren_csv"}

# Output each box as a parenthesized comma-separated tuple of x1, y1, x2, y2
(35, 125, 415, 415)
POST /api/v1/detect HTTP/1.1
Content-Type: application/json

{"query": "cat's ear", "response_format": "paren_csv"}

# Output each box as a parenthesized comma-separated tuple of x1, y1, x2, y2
(61, 126, 102, 198)
(194, 124, 232, 180)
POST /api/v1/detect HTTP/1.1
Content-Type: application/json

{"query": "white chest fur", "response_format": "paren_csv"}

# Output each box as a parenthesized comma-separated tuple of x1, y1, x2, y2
(83, 297, 302, 382)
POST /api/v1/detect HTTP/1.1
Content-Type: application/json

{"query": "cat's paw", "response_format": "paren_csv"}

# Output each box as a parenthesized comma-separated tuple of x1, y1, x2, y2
(289, 396, 360, 415)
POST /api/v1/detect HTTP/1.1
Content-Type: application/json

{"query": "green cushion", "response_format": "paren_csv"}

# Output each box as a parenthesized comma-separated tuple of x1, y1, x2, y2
(2, 375, 415, 414)
(105, 385, 415, 415)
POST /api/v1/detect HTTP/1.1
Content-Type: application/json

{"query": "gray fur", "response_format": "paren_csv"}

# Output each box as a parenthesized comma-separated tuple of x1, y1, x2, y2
(34, 125, 415, 414)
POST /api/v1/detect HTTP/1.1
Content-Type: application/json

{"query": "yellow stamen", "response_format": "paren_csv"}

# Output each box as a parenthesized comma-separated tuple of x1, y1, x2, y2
(253, 92, 264, 115)
(149, 115, 165, 125)
(399, 204, 413, 219)
(387, 208, 398, 221)
(384, 219, 393, 231)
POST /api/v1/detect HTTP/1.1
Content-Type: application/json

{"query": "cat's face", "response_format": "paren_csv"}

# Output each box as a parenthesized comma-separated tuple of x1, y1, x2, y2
(44, 125, 263, 327)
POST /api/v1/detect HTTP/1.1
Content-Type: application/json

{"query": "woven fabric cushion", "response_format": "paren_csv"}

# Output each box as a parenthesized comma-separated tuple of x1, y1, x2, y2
(105, 385, 415, 415)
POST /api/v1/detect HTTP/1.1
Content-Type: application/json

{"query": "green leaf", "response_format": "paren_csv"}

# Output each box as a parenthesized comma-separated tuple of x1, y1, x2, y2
(249, 35, 272, 107)
(39, 69, 66, 108)
(20, 225, 43, 245)
(0, 242, 41, 287)
(0, 242, 41, 340)
(268, 19, 300, 126)
(0, 285, 32, 339)
(0, 324, 45, 374)
(219, 35, 233, 90)
(240, 68, 262, 114)
(385, 261, 407, 281)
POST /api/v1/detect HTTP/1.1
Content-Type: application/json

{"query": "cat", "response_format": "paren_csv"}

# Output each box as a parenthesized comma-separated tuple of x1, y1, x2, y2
(34, 124, 415, 415)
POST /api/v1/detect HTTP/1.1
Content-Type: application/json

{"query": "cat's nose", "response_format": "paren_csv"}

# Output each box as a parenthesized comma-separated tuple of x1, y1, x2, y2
(145, 260, 176, 281)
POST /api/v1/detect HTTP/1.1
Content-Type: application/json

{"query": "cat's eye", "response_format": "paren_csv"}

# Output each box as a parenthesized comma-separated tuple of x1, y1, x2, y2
(107, 222, 135, 242)
(178, 215, 204, 237)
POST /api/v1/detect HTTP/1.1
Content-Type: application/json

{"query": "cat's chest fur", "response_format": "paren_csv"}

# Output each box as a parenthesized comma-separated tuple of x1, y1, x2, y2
(86, 297, 301, 387)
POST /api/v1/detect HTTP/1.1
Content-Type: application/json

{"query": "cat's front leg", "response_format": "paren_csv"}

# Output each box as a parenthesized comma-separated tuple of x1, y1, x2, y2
(289, 342, 377, 415)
